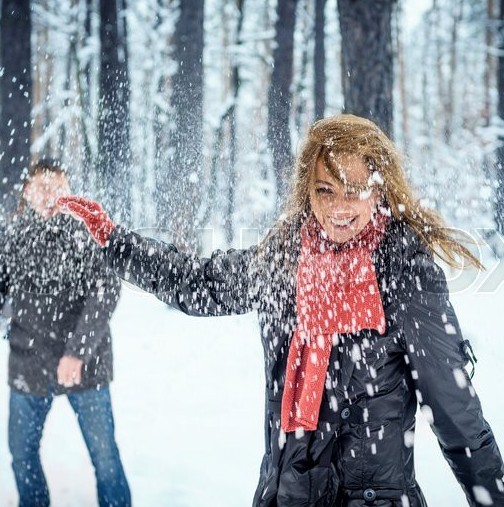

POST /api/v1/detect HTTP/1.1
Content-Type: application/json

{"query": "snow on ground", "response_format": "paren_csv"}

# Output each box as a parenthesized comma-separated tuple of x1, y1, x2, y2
(0, 263, 503, 506)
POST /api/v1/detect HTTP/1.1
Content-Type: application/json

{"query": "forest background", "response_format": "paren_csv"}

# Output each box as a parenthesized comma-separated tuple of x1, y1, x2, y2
(1, 0, 503, 253)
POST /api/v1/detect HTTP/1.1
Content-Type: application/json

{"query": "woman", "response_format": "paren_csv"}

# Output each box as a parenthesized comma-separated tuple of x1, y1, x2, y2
(59, 114, 504, 506)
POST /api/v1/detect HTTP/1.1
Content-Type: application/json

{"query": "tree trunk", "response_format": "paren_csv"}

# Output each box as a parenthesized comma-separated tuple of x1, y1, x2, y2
(202, 0, 242, 246)
(495, 0, 504, 233)
(314, 0, 326, 120)
(444, 0, 464, 143)
(267, 0, 298, 210)
(224, 0, 244, 245)
(295, 1, 310, 135)
(80, 0, 94, 185)
(32, 0, 51, 161)
(60, 36, 76, 158)
(0, 0, 32, 213)
(394, 2, 409, 149)
(337, 0, 395, 136)
(420, 14, 434, 173)
(483, 0, 495, 126)
(156, 0, 204, 249)
(98, 0, 131, 223)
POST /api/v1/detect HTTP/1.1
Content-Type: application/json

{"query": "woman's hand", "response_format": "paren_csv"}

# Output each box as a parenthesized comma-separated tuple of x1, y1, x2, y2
(57, 196, 115, 247)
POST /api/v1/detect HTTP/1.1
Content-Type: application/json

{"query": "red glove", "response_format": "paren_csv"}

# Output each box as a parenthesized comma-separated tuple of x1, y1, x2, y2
(57, 196, 116, 247)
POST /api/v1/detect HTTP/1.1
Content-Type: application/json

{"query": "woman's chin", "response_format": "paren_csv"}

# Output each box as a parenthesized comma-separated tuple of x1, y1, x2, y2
(325, 226, 359, 244)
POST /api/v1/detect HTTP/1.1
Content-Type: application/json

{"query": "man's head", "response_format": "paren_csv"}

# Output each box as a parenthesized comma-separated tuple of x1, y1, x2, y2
(22, 159, 70, 218)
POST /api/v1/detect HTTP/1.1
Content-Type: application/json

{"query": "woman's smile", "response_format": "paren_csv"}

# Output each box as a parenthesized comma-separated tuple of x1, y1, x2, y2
(310, 154, 379, 243)
(328, 215, 358, 228)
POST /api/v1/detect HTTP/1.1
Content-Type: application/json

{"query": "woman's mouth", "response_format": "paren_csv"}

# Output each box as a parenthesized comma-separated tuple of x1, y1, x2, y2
(328, 216, 357, 229)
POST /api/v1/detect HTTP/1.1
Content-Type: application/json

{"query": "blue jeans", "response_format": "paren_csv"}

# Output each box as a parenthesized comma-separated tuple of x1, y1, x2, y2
(9, 386, 131, 507)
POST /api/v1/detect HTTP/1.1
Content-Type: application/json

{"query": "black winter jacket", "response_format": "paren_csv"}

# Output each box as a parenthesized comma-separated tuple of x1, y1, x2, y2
(0, 211, 121, 395)
(104, 219, 504, 507)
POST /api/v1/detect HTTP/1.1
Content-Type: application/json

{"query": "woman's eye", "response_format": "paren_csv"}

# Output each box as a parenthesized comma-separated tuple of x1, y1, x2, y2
(345, 191, 360, 200)
(316, 187, 333, 195)
(346, 188, 372, 200)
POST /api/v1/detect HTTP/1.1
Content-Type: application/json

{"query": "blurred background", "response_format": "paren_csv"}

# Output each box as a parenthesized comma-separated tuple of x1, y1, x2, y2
(1, 0, 502, 249)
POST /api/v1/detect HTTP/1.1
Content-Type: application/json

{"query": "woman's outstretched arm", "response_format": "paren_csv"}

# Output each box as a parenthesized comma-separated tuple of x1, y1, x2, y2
(58, 196, 260, 317)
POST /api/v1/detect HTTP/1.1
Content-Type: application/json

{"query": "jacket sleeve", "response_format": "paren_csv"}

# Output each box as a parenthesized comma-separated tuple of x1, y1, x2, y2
(64, 242, 121, 364)
(401, 253, 504, 506)
(103, 226, 260, 317)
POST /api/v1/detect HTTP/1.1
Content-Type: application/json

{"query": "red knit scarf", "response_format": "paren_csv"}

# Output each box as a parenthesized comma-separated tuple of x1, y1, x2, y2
(280, 212, 389, 432)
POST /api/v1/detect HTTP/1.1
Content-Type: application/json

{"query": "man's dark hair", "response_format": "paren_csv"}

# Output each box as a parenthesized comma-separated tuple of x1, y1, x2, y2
(28, 158, 67, 179)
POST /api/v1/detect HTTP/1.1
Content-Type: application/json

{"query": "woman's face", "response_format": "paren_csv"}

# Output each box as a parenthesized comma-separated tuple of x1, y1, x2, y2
(23, 171, 70, 218)
(309, 154, 379, 243)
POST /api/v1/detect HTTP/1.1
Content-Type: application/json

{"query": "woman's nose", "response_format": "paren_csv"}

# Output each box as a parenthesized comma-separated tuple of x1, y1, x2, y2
(329, 191, 352, 210)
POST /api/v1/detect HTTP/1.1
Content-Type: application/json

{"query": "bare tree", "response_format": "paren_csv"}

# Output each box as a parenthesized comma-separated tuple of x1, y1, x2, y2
(78, 0, 96, 183)
(0, 0, 32, 212)
(444, 0, 464, 142)
(268, 0, 299, 210)
(484, 0, 496, 126)
(98, 0, 131, 222)
(32, 0, 52, 159)
(293, 0, 313, 135)
(198, 0, 245, 245)
(223, 0, 244, 244)
(337, 0, 395, 135)
(155, 0, 204, 248)
(314, 0, 326, 120)
(394, 2, 409, 148)
(495, 0, 504, 233)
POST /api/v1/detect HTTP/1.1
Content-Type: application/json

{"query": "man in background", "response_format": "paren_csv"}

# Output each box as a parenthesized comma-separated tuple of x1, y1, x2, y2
(0, 159, 130, 507)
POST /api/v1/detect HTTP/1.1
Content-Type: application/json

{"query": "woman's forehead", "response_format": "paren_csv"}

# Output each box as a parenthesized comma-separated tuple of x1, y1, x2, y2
(315, 152, 370, 185)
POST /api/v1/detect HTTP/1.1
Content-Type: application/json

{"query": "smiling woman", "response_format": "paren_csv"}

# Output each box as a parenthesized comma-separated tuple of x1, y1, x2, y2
(59, 114, 504, 507)
(310, 153, 380, 244)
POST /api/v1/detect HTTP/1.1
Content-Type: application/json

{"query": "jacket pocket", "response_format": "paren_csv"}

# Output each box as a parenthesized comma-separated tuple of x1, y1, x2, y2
(277, 461, 339, 507)
(276, 428, 340, 507)
(253, 453, 278, 507)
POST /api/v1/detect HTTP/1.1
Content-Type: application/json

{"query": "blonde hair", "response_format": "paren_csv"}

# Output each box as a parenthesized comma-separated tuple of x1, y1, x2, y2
(267, 114, 481, 270)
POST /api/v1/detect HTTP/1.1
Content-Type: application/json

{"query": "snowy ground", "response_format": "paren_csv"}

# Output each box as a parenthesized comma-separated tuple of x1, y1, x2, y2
(0, 263, 503, 506)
